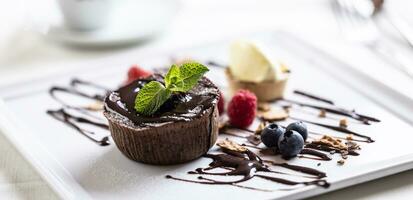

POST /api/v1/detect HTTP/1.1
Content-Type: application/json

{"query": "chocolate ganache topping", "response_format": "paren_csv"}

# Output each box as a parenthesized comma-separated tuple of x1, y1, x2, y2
(104, 74, 219, 127)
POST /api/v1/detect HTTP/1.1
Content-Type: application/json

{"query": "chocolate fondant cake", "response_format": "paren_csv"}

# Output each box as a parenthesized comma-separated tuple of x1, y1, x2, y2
(103, 74, 220, 165)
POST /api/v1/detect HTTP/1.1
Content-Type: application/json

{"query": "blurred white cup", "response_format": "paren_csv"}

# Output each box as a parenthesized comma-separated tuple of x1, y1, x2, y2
(58, 0, 112, 31)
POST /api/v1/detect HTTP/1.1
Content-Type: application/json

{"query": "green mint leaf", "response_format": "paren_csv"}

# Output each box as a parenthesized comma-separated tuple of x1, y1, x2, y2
(169, 62, 209, 92)
(164, 64, 180, 89)
(134, 81, 171, 115)
(134, 62, 209, 116)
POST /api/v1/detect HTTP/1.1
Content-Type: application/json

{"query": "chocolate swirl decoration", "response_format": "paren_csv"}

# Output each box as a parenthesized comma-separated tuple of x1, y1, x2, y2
(290, 117, 375, 143)
(166, 149, 329, 191)
(47, 79, 111, 146)
(299, 148, 332, 161)
(293, 90, 335, 105)
(282, 99, 380, 125)
(47, 109, 110, 146)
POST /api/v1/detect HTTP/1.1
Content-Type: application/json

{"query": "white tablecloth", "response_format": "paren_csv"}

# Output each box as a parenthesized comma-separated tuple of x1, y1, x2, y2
(0, 0, 412, 199)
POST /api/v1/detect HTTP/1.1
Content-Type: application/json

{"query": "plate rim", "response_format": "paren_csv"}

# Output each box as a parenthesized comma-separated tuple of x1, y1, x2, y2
(1, 30, 413, 199)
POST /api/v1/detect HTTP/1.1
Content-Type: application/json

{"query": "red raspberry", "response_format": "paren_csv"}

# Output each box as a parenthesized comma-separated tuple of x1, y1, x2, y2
(126, 64, 152, 84)
(218, 91, 225, 114)
(227, 90, 257, 128)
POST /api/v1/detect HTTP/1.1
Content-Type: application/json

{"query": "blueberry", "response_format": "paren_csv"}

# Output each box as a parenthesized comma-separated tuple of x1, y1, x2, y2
(278, 130, 304, 158)
(261, 123, 285, 148)
(286, 121, 308, 141)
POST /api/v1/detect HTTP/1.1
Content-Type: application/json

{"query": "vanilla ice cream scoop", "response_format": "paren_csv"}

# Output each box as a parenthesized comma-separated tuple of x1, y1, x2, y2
(229, 40, 286, 82)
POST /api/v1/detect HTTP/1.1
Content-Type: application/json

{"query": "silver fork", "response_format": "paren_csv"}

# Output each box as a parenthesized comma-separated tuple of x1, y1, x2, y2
(333, 0, 413, 79)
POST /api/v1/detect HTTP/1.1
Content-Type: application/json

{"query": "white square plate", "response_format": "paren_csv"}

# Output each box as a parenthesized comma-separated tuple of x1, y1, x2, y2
(1, 31, 413, 199)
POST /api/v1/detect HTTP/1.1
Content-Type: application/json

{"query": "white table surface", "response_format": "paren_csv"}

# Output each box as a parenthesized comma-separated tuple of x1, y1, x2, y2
(0, 0, 412, 199)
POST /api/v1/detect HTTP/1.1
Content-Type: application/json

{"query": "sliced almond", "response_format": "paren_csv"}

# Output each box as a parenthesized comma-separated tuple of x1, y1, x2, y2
(258, 102, 271, 112)
(255, 121, 267, 135)
(217, 138, 248, 153)
(259, 108, 289, 122)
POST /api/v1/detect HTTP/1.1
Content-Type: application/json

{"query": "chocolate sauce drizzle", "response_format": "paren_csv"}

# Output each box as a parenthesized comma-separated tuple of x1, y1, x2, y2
(283, 99, 380, 124)
(293, 90, 335, 105)
(50, 78, 110, 104)
(263, 160, 327, 178)
(219, 126, 261, 145)
(167, 149, 329, 191)
(47, 109, 110, 146)
(242, 143, 333, 162)
(305, 143, 359, 156)
(309, 130, 370, 143)
(70, 78, 111, 92)
(47, 79, 111, 146)
(44, 73, 379, 192)
(290, 117, 374, 143)
(299, 148, 332, 161)
(49, 86, 104, 106)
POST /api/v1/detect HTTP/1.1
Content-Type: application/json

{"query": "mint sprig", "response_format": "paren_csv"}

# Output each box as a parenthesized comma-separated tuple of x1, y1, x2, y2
(134, 62, 209, 116)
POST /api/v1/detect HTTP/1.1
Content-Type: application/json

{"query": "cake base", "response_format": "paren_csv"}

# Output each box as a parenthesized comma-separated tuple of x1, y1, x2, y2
(225, 68, 288, 102)
(104, 105, 219, 165)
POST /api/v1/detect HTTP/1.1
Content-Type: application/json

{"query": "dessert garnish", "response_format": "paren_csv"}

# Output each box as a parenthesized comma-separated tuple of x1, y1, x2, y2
(258, 107, 289, 122)
(257, 102, 271, 112)
(319, 109, 327, 118)
(278, 130, 304, 159)
(134, 62, 209, 115)
(226, 40, 290, 101)
(286, 121, 308, 141)
(260, 122, 306, 159)
(339, 118, 348, 127)
(217, 91, 225, 114)
(255, 121, 268, 134)
(229, 40, 285, 82)
(227, 90, 257, 128)
(219, 88, 378, 166)
(261, 123, 284, 148)
(305, 135, 361, 159)
(125, 64, 152, 85)
(217, 138, 248, 152)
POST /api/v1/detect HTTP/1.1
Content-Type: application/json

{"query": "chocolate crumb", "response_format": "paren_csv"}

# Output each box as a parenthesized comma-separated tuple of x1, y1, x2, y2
(339, 119, 348, 128)
(319, 109, 326, 118)
(346, 134, 353, 140)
